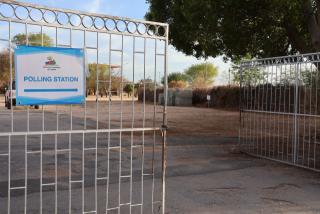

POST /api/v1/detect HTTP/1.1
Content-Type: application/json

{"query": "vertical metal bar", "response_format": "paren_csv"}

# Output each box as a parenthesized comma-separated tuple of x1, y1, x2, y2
(256, 65, 262, 155)
(265, 63, 268, 156)
(274, 64, 278, 158)
(278, 64, 283, 160)
(54, 26, 59, 214)
(8, 135, 11, 214)
(151, 38, 157, 214)
(8, 22, 13, 213)
(24, 134, 27, 214)
(260, 64, 264, 154)
(68, 114, 72, 214)
(82, 133, 85, 213)
(249, 67, 253, 153)
(161, 25, 169, 214)
(40, 25, 45, 214)
(253, 66, 257, 154)
(95, 31, 99, 213)
(293, 59, 300, 164)
(282, 62, 288, 161)
(253, 66, 258, 154)
(82, 30, 87, 213)
(129, 36, 136, 214)
(68, 29, 73, 214)
(140, 37, 146, 214)
(9, 21, 13, 133)
(302, 62, 307, 165)
(261, 65, 266, 156)
(55, 106, 58, 214)
(287, 63, 292, 161)
(269, 64, 273, 157)
(297, 60, 302, 164)
(40, 133, 43, 214)
(245, 66, 249, 150)
(84, 30, 87, 130)
(105, 33, 112, 213)
(24, 22, 29, 214)
(119, 34, 124, 214)
(314, 61, 318, 169)
(307, 62, 313, 167)
(239, 65, 243, 150)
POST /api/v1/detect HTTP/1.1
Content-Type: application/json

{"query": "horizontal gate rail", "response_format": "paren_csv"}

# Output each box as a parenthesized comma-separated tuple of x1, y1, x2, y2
(0, 128, 161, 137)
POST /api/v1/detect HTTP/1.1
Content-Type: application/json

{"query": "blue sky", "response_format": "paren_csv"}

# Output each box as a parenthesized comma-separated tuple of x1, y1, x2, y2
(16, 0, 231, 85)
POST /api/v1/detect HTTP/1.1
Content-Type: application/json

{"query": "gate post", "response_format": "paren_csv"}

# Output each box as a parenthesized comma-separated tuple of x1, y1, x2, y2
(161, 24, 169, 214)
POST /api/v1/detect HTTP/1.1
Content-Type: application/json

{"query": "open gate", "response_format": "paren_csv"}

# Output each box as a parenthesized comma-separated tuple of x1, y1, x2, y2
(0, 0, 168, 213)
(240, 53, 320, 172)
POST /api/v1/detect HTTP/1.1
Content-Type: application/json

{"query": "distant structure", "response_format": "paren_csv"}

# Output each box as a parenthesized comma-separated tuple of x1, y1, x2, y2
(159, 88, 192, 107)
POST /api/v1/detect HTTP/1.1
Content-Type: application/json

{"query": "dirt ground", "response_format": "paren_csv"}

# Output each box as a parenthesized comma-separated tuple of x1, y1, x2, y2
(166, 106, 320, 214)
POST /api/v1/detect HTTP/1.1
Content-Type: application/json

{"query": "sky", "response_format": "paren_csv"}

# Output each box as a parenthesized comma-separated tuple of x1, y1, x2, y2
(12, 0, 231, 85)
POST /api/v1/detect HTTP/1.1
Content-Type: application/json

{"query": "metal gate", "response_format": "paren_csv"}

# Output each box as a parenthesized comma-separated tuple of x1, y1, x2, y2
(240, 53, 320, 172)
(0, 0, 168, 213)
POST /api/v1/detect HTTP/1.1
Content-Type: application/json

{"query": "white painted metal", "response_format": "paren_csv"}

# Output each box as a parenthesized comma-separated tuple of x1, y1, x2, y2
(0, 0, 168, 213)
(240, 53, 320, 172)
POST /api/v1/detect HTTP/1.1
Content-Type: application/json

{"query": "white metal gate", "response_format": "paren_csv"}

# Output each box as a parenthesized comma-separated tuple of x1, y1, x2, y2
(0, 0, 168, 213)
(240, 53, 320, 172)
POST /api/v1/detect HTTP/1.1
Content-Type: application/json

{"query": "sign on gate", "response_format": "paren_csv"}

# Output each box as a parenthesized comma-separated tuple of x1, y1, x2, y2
(15, 46, 85, 105)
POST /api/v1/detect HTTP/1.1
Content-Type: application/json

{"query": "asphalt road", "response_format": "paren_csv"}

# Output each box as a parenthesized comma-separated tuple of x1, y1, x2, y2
(0, 99, 163, 214)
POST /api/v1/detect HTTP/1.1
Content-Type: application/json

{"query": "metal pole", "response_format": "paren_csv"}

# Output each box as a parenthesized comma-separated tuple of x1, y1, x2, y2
(293, 59, 299, 164)
(161, 24, 169, 214)
(239, 65, 243, 149)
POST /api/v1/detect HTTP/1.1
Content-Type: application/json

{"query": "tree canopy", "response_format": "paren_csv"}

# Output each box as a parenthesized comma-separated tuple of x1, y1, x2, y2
(185, 63, 218, 88)
(167, 72, 189, 83)
(12, 33, 53, 47)
(146, 0, 320, 61)
(166, 72, 189, 88)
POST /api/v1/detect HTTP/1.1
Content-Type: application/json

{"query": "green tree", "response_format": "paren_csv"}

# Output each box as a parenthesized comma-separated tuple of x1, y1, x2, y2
(167, 72, 188, 83)
(87, 63, 111, 96)
(0, 33, 53, 91)
(232, 67, 267, 86)
(162, 72, 189, 88)
(185, 63, 218, 88)
(123, 84, 133, 96)
(0, 50, 11, 92)
(12, 33, 53, 47)
(146, 0, 319, 61)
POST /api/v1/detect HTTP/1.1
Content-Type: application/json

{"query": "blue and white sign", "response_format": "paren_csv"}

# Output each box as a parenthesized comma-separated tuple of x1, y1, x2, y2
(15, 46, 85, 105)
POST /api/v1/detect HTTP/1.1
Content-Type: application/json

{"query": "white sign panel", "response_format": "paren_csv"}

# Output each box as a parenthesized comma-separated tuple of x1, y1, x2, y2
(15, 46, 85, 105)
